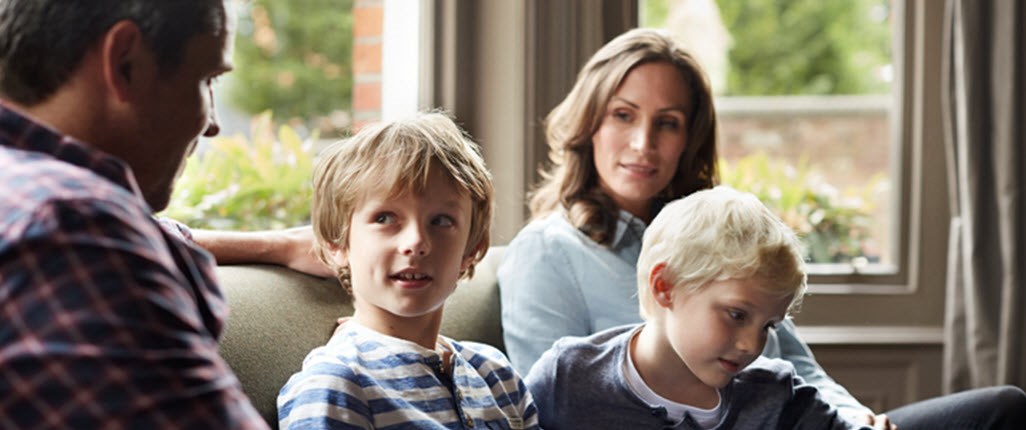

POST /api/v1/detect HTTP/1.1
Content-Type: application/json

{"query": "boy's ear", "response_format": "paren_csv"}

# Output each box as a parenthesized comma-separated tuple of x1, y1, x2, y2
(330, 244, 349, 267)
(459, 241, 484, 274)
(649, 262, 674, 308)
(459, 254, 474, 275)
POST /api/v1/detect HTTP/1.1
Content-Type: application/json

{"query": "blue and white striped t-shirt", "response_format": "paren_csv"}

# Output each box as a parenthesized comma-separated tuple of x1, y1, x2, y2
(278, 321, 539, 430)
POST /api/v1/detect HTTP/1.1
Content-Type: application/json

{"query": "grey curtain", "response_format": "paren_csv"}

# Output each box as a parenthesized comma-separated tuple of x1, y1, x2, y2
(524, 0, 637, 184)
(942, 0, 1025, 391)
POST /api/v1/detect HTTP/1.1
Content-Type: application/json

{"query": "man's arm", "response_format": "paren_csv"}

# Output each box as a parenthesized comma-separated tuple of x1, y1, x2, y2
(190, 225, 332, 277)
(1, 198, 267, 429)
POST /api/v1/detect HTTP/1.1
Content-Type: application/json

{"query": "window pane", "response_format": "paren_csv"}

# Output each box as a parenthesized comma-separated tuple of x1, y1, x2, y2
(641, 0, 896, 270)
(161, 1, 373, 230)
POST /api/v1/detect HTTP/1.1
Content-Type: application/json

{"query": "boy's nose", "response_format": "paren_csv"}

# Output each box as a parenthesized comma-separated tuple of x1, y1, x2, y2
(736, 329, 763, 354)
(400, 225, 430, 257)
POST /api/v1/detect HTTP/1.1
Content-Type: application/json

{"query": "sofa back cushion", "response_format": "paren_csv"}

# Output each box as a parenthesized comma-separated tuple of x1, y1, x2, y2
(216, 246, 505, 427)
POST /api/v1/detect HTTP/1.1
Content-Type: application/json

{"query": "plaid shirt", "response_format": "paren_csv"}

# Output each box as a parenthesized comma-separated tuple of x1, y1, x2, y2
(0, 103, 268, 429)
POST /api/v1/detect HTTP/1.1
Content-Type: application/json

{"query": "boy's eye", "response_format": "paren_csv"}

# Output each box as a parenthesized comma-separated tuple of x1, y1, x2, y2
(727, 309, 746, 322)
(373, 213, 396, 224)
(432, 215, 455, 227)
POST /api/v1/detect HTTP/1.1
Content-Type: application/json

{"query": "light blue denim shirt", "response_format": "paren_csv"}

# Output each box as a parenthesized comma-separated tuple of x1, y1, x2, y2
(498, 210, 872, 420)
(499, 210, 645, 375)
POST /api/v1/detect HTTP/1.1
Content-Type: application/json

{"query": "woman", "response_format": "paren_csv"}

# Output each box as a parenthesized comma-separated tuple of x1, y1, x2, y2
(498, 28, 1023, 430)
(499, 28, 716, 373)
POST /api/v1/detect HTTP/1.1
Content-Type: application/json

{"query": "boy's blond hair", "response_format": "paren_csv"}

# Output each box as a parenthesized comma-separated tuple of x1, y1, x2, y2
(637, 186, 807, 320)
(311, 112, 494, 291)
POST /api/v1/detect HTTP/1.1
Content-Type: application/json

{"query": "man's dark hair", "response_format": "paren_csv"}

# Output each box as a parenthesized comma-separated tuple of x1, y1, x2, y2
(0, 0, 226, 105)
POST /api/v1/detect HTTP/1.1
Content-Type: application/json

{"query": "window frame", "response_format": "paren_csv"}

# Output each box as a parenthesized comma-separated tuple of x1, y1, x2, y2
(422, 0, 949, 330)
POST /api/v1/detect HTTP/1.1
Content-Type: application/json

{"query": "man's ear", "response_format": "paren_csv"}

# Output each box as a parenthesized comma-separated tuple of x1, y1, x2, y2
(649, 262, 674, 308)
(99, 20, 149, 102)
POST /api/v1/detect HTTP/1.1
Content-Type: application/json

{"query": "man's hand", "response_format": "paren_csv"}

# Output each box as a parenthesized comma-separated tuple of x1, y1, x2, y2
(277, 226, 333, 277)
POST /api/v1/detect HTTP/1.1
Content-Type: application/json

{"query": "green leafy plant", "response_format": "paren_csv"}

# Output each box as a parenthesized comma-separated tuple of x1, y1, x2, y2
(228, 0, 354, 131)
(161, 112, 316, 230)
(719, 152, 882, 263)
(643, 0, 892, 96)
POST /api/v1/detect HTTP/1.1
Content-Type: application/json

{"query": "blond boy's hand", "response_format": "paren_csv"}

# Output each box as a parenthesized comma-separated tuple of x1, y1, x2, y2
(857, 412, 897, 430)
(334, 316, 352, 336)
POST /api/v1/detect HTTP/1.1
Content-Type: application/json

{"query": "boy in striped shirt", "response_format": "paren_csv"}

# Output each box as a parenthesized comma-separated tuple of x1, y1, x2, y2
(277, 112, 539, 430)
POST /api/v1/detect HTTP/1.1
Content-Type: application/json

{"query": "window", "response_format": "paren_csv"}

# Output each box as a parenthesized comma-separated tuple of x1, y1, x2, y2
(641, 0, 899, 277)
(434, 0, 948, 403)
(161, 0, 372, 230)
(441, 1, 945, 296)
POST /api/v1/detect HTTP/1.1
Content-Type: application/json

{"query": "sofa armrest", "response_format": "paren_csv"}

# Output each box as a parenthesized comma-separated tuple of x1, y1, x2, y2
(216, 246, 506, 428)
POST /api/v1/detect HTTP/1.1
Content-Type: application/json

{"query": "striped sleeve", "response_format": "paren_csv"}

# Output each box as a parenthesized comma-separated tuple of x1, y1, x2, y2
(277, 362, 374, 430)
(457, 341, 541, 429)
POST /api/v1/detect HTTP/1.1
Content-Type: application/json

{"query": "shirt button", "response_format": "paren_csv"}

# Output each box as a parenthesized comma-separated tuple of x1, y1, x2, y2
(456, 390, 463, 401)
(465, 413, 475, 427)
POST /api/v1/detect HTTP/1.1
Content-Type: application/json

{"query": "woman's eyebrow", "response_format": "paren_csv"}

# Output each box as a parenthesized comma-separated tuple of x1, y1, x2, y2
(609, 96, 687, 114)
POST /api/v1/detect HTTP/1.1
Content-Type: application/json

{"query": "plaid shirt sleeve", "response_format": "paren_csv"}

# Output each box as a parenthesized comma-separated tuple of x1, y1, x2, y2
(0, 196, 268, 430)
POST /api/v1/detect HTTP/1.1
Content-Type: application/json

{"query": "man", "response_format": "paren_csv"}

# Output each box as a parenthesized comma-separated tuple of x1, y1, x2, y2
(0, 1, 267, 428)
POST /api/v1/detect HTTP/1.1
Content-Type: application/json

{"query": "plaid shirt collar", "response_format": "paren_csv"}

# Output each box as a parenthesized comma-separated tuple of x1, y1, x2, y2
(0, 100, 149, 210)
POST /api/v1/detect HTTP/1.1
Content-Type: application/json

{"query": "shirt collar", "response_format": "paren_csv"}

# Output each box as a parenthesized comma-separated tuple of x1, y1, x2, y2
(338, 320, 446, 358)
(610, 209, 647, 249)
(0, 101, 147, 209)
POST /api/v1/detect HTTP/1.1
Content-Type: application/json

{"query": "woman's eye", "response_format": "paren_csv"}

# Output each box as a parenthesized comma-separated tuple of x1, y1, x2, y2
(612, 110, 632, 122)
(432, 215, 455, 227)
(656, 118, 681, 130)
(374, 213, 396, 224)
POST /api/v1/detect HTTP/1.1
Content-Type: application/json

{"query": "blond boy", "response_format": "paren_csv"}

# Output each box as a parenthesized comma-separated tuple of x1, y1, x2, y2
(525, 186, 873, 429)
(278, 112, 538, 430)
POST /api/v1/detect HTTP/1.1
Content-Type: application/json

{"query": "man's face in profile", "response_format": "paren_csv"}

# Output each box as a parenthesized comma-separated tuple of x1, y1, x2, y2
(131, 0, 236, 211)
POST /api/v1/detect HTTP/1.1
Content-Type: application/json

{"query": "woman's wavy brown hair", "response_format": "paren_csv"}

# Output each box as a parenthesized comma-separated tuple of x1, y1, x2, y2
(529, 28, 719, 246)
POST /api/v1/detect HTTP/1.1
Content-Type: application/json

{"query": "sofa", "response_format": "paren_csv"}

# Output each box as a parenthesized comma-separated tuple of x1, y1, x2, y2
(215, 246, 507, 428)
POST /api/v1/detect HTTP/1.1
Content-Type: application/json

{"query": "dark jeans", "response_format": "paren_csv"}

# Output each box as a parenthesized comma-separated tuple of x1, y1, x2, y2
(885, 385, 1026, 430)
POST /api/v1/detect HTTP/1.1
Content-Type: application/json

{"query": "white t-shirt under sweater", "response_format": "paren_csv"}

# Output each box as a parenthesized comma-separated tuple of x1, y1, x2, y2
(622, 326, 723, 428)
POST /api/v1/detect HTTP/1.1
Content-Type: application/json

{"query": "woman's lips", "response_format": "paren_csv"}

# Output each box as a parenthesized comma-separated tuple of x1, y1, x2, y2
(620, 162, 657, 176)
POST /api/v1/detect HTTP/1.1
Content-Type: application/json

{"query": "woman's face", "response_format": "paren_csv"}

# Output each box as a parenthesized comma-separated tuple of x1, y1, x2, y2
(592, 61, 690, 222)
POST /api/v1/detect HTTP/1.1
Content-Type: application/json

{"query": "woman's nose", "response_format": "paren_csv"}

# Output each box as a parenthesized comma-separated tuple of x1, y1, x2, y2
(628, 125, 652, 152)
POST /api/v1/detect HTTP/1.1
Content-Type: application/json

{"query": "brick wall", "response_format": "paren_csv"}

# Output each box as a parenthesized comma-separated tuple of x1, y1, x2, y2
(352, 0, 384, 131)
